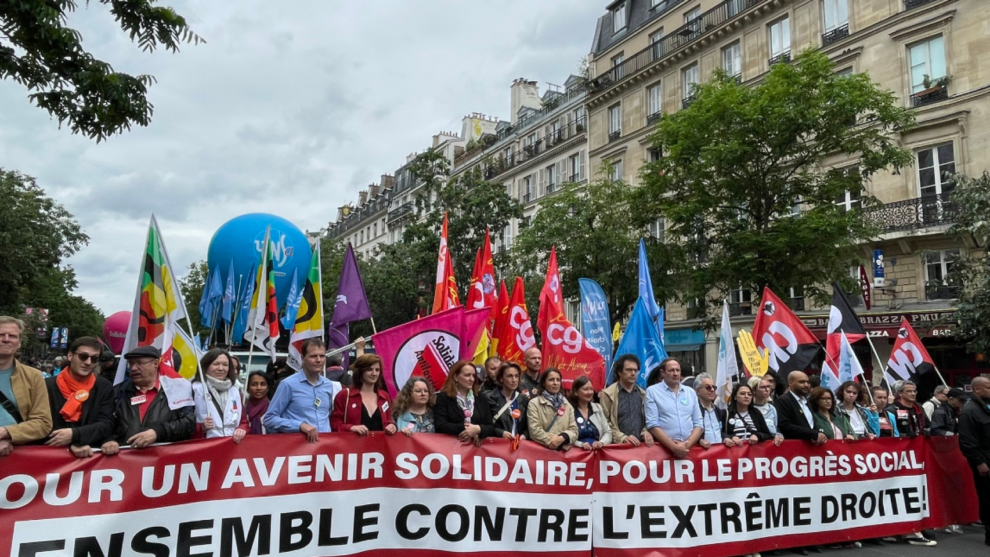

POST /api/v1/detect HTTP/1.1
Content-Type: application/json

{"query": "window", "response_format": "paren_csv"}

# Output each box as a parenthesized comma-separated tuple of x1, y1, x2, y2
(917, 143, 955, 197)
(822, 0, 848, 32)
(548, 121, 560, 144)
(608, 104, 622, 138)
(649, 217, 666, 243)
(651, 0, 664, 8)
(612, 3, 626, 34)
(649, 147, 663, 162)
(650, 30, 664, 44)
(373, 223, 377, 237)
(649, 29, 665, 60)
(612, 53, 625, 79)
(503, 223, 514, 252)
(925, 249, 960, 299)
(610, 159, 624, 182)
(729, 287, 753, 316)
(835, 189, 861, 213)
(909, 36, 946, 93)
(788, 286, 805, 311)
(523, 176, 533, 201)
(545, 164, 557, 190)
(769, 17, 791, 60)
(359, 230, 364, 244)
(682, 63, 699, 103)
(722, 41, 741, 78)
(684, 6, 700, 23)
(647, 82, 663, 121)
(572, 107, 586, 127)
(569, 153, 582, 182)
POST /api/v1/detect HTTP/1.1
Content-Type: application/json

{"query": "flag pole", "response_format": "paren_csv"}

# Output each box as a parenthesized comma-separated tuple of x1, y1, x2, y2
(246, 227, 272, 376)
(863, 334, 888, 387)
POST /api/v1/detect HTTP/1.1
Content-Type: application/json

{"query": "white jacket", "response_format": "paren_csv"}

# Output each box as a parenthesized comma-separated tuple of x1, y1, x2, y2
(193, 381, 245, 438)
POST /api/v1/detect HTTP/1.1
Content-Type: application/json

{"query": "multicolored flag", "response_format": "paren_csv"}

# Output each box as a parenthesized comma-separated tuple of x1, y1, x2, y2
(752, 287, 819, 376)
(538, 248, 604, 389)
(244, 226, 278, 360)
(280, 267, 302, 330)
(823, 282, 867, 386)
(115, 215, 192, 385)
(885, 319, 936, 386)
(489, 280, 509, 358)
(432, 212, 459, 313)
(715, 300, 739, 408)
(496, 277, 536, 365)
(287, 238, 325, 371)
(579, 278, 613, 382)
(327, 243, 372, 369)
(466, 231, 497, 364)
(615, 298, 668, 388)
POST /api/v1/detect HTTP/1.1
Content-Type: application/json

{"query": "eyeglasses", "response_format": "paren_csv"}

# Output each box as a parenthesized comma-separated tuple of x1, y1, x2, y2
(75, 353, 101, 363)
(702, 385, 716, 391)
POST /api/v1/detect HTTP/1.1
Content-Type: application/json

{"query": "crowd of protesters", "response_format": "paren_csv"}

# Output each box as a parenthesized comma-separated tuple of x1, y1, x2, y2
(1, 314, 988, 551)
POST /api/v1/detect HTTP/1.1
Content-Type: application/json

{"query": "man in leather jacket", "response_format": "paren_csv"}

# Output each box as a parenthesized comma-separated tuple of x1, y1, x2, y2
(101, 346, 194, 454)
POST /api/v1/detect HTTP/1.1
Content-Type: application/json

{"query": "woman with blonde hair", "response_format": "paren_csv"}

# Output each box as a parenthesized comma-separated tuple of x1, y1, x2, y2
(434, 360, 496, 445)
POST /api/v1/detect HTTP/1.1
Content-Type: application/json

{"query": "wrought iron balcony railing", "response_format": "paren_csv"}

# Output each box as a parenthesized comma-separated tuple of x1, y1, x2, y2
(925, 281, 961, 300)
(822, 24, 849, 46)
(768, 51, 792, 67)
(911, 85, 948, 107)
(589, 0, 760, 95)
(386, 202, 413, 223)
(865, 192, 957, 232)
(608, 130, 622, 142)
(647, 111, 662, 125)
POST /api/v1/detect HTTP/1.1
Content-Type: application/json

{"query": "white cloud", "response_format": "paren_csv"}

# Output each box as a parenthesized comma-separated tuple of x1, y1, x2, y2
(0, 0, 601, 314)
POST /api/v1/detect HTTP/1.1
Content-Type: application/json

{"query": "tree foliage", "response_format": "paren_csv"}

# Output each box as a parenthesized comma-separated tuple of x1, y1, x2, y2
(633, 50, 914, 327)
(515, 169, 675, 326)
(947, 172, 990, 356)
(177, 260, 209, 338)
(1, 0, 201, 141)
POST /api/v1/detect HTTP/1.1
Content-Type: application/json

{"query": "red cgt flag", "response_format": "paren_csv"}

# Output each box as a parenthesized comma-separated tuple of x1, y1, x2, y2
(496, 277, 536, 365)
(432, 212, 459, 314)
(467, 230, 497, 311)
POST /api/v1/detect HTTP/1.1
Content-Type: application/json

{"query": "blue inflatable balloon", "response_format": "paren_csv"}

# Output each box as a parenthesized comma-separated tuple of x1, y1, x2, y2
(207, 213, 312, 308)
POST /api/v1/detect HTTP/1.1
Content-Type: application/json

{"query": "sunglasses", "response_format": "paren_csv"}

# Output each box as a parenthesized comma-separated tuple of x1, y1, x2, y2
(75, 353, 101, 363)
(702, 385, 716, 391)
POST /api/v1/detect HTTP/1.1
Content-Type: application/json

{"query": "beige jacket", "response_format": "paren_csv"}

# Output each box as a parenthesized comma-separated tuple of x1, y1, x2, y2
(527, 395, 579, 450)
(6, 361, 53, 444)
(598, 382, 649, 444)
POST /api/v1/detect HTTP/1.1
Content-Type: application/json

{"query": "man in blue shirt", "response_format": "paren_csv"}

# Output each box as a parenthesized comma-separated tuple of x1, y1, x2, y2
(264, 338, 341, 442)
(645, 358, 703, 458)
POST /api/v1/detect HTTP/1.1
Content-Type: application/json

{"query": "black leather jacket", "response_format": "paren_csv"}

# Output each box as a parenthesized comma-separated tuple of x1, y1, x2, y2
(108, 380, 195, 445)
(45, 375, 116, 447)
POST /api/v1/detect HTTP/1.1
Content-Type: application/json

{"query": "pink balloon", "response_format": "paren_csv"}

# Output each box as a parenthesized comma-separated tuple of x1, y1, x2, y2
(103, 311, 131, 355)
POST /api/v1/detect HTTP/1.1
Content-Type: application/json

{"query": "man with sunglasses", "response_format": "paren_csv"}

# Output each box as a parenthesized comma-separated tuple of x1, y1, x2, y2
(694, 373, 730, 448)
(44, 337, 116, 457)
(0, 316, 53, 456)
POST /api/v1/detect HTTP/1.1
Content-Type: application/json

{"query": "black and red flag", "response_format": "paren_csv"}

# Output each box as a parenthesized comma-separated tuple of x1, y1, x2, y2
(884, 318, 935, 386)
(823, 282, 867, 382)
(752, 287, 820, 376)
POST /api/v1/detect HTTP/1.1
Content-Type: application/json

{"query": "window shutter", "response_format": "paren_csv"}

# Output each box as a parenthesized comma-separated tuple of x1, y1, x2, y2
(580, 151, 586, 181)
(558, 160, 566, 185)
(539, 168, 545, 196)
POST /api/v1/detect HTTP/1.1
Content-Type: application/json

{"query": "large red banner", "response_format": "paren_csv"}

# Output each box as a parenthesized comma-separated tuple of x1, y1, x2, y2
(0, 436, 977, 557)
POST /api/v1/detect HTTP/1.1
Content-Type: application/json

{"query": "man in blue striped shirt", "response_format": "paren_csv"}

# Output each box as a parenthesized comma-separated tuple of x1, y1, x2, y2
(264, 339, 341, 442)
(645, 358, 703, 458)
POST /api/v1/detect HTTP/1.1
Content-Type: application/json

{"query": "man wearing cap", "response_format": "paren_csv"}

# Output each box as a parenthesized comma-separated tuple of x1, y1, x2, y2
(0, 316, 53, 456)
(101, 346, 195, 454)
(931, 388, 966, 437)
(45, 337, 116, 458)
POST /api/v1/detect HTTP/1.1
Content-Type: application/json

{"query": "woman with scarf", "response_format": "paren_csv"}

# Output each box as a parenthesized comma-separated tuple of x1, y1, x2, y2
(435, 360, 496, 445)
(192, 349, 249, 443)
(244, 370, 271, 435)
(487, 362, 529, 442)
(527, 368, 578, 450)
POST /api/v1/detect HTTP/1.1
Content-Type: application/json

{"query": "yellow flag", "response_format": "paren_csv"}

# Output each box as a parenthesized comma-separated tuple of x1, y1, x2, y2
(612, 322, 621, 342)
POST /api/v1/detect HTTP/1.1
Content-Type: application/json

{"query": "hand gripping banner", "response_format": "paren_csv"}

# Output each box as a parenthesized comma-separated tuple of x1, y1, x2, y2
(0, 436, 977, 557)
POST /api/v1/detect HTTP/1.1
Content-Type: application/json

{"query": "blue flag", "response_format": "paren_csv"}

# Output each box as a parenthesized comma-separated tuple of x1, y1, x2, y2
(579, 278, 613, 383)
(198, 265, 213, 325)
(222, 259, 235, 323)
(201, 264, 224, 328)
(231, 264, 256, 343)
(638, 238, 664, 343)
(281, 267, 302, 330)
(615, 298, 668, 388)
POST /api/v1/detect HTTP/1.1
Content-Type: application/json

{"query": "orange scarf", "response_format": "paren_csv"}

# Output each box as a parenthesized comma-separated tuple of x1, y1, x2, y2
(56, 371, 96, 422)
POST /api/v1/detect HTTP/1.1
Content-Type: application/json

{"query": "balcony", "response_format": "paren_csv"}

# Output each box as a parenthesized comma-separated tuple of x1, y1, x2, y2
(904, 0, 937, 9)
(647, 111, 662, 125)
(569, 173, 580, 183)
(822, 24, 849, 47)
(546, 183, 557, 194)
(768, 51, 791, 67)
(865, 192, 957, 233)
(729, 302, 752, 316)
(476, 117, 586, 180)
(681, 96, 696, 109)
(911, 85, 948, 107)
(925, 281, 961, 301)
(608, 130, 622, 142)
(589, 0, 761, 96)
(523, 192, 533, 203)
(386, 202, 413, 223)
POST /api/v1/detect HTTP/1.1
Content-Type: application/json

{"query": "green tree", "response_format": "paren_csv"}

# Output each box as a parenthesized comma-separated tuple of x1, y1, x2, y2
(514, 169, 675, 326)
(633, 50, 914, 328)
(1, 0, 201, 141)
(0, 170, 89, 313)
(178, 260, 209, 338)
(947, 171, 990, 356)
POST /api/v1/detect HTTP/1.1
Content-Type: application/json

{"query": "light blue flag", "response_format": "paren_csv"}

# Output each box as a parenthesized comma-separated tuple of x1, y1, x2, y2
(201, 264, 224, 328)
(231, 264, 256, 343)
(615, 298, 668, 388)
(638, 238, 664, 342)
(579, 278, 613, 383)
(280, 267, 302, 330)
(222, 259, 235, 323)
(197, 265, 213, 324)
(837, 332, 864, 384)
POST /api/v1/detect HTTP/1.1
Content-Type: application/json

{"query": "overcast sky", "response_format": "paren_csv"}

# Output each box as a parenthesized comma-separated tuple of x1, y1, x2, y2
(0, 1, 601, 316)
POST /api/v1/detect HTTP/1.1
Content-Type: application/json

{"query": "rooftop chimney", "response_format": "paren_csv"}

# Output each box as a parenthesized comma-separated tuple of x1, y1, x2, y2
(381, 174, 395, 189)
(510, 78, 541, 125)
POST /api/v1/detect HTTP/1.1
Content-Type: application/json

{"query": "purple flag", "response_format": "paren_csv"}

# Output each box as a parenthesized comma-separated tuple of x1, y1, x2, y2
(328, 244, 372, 350)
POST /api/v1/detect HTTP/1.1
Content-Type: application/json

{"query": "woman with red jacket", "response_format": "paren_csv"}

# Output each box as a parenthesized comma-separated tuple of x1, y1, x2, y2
(330, 354, 397, 436)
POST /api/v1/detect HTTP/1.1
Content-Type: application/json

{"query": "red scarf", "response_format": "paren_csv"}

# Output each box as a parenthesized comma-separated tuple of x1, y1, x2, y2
(56, 371, 96, 422)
